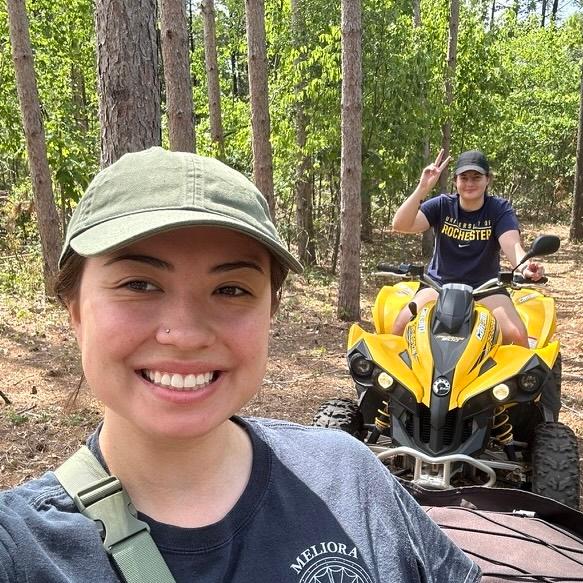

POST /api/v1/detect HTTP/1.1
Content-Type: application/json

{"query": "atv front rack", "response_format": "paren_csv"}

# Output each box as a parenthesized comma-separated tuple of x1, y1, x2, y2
(371, 446, 523, 490)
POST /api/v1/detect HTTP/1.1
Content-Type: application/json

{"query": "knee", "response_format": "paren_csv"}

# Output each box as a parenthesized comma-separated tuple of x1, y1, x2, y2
(502, 323, 529, 348)
(391, 307, 412, 336)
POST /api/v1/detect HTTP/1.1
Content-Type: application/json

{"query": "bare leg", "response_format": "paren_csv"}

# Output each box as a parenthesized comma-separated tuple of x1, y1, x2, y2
(478, 294, 529, 347)
(391, 288, 439, 336)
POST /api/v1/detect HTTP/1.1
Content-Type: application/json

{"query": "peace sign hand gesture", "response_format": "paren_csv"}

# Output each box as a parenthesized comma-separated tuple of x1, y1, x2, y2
(418, 150, 451, 198)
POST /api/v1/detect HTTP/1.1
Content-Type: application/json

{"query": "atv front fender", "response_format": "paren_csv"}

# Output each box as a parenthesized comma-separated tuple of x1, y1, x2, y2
(348, 324, 424, 402)
(457, 340, 559, 407)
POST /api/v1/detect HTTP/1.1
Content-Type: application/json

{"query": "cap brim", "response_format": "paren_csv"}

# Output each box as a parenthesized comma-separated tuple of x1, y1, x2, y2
(454, 164, 487, 176)
(66, 209, 303, 274)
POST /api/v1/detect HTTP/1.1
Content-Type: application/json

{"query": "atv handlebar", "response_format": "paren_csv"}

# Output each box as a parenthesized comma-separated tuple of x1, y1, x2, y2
(376, 263, 424, 277)
(374, 265, 548, 292)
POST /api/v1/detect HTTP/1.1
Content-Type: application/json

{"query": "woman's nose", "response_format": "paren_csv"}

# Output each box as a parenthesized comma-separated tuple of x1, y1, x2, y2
(155, 297, 217, 349)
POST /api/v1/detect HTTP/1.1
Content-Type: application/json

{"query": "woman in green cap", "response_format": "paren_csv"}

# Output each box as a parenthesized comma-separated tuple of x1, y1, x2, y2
(0, 148, 480, 583)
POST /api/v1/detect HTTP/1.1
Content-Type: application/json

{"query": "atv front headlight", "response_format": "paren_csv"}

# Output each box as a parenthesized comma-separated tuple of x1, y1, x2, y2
(349, 353, 374, 378)
(376, 371, 394, 389)
(492, 383, 510, 401)
(518, 371, 541, 393)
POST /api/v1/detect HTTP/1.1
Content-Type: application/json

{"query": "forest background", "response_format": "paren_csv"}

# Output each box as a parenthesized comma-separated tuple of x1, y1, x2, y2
(0, 0, 582, 496)
(0, 0, 582, 281)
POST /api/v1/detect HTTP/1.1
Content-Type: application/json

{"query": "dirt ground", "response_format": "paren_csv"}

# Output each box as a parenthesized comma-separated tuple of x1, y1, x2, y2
(1, 224, 582, 506)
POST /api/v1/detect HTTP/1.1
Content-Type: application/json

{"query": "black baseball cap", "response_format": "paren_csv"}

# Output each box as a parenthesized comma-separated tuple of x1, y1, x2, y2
(454, 150, 490, 176)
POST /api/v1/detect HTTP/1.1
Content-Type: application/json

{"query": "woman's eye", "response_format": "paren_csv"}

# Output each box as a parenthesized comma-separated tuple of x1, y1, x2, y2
(217, 285, 248, 297)
(124, 280, 159, 292)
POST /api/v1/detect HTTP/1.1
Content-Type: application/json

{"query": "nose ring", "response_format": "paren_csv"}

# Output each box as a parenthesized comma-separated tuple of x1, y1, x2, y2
(164, 328, 170, 334)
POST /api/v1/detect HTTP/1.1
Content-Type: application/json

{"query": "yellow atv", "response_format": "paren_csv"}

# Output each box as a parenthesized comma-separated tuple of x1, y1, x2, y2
(314, 235, 580, 508)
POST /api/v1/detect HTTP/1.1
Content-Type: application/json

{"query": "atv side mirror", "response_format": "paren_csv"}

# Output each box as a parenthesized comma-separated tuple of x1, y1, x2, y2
(517, 235, 560, 269)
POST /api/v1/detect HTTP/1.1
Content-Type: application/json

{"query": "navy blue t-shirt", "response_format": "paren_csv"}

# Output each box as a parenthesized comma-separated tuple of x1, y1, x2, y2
(420, 193, 520, 287)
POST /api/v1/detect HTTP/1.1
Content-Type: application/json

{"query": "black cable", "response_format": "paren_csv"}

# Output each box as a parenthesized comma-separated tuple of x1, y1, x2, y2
(463, 548, 583, 581)
(436, 505, 583, 567)
(529, 516, 583, 548)
(439, 523, 583, 555)
(462, 547, 555, 582)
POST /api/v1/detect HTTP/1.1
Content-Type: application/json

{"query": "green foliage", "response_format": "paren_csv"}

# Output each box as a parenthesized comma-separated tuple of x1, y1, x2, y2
(0, 0, 98, 219)
(0, 0, 581, 272)
(6, 411, 29, 425)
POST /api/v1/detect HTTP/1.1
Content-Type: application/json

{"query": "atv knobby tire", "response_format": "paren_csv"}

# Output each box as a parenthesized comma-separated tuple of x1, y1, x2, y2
(312, 398, 365, 439)
(531, 422, 580, 509)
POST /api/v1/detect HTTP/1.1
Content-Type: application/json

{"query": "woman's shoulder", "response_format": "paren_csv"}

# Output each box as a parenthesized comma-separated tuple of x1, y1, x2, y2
(0, 471, 71, 513)
(0, 467, 118, 582)
(423, 192, 455, 206)
(245, 416, 368, 447)
(485, 194, 514, 210)
(0, 470, 75, 541)
(243, 417, 391, 480)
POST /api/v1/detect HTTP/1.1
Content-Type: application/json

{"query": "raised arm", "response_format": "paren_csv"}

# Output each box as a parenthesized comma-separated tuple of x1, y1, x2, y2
(392, 150, 450, 233)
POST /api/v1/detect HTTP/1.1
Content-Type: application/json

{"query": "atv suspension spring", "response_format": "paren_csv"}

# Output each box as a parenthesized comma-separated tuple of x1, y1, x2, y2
(374, 401, 391, 434)
(492, 405, 514, 445)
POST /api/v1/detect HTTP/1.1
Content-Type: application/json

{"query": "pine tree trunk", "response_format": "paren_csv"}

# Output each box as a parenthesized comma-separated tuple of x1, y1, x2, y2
(160, 0, 195, 153)
(541, 0, 548, 26)
(439, 0, 459, 192)
(570, 62, 583, 242)
(7, 0, 62, 295)
(95, 0, 161, 168)
(70, 37, 89, 134)
(412, 0, 434, 257)
(337, 0, 362, 321)
(490, 0, 496, 29)
(291, 0, 316, 265)
(201, 0, 225, 158)
(550, 0, 559, 22)
(245, 0, 276, 218)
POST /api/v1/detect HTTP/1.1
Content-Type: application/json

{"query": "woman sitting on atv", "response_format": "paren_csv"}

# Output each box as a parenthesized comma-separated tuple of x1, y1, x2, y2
(392, 149, 544, 347)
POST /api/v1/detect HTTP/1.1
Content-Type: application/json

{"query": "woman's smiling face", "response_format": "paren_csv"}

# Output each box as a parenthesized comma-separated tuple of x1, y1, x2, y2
(68, 226, 273, 441)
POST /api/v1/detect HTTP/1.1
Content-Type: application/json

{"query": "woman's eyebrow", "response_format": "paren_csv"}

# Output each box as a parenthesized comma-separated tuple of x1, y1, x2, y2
(212, 261, 265, 274)
(103, 254, 173, 270)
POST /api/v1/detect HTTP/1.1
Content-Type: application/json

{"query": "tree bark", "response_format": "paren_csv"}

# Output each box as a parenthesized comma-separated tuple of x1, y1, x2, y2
(7, 0, 62, 295)
(439, 0, 459, 192)
(160, 0, 195, 153)
(570, 61, 583, 242)
(413, 0, 421, 26)
(201, 0, 225, 158)
(490, 0, 496, 30)
(550, 0, 559, 22)
(245, 0, 276, 218)
(95, 0, 161, 168)
(541, 0, 548, 26)
(337, 0, 362, 321)
(291, 0, 316, 265)
(412, 0, 434, 257)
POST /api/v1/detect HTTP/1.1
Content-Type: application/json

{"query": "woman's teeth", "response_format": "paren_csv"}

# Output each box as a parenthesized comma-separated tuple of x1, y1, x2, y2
(142, 370, 214, 390)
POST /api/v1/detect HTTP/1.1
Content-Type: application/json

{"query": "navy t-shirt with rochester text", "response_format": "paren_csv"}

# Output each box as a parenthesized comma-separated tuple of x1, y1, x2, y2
(420, 193, 520, 288)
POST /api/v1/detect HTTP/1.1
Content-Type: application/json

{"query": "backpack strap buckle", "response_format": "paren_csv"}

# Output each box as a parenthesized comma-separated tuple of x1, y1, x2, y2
(74, 475, 150, 553)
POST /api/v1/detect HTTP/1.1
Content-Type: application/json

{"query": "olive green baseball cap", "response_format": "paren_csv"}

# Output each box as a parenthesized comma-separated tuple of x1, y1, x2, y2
(60, 147, 302, 273)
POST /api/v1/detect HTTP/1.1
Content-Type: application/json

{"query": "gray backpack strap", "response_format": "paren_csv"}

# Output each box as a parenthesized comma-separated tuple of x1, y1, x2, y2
(54, 446, 176, 583)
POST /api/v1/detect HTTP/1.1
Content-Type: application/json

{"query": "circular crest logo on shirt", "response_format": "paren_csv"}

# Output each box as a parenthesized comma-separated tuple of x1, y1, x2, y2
(299, 557, 373, 583)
